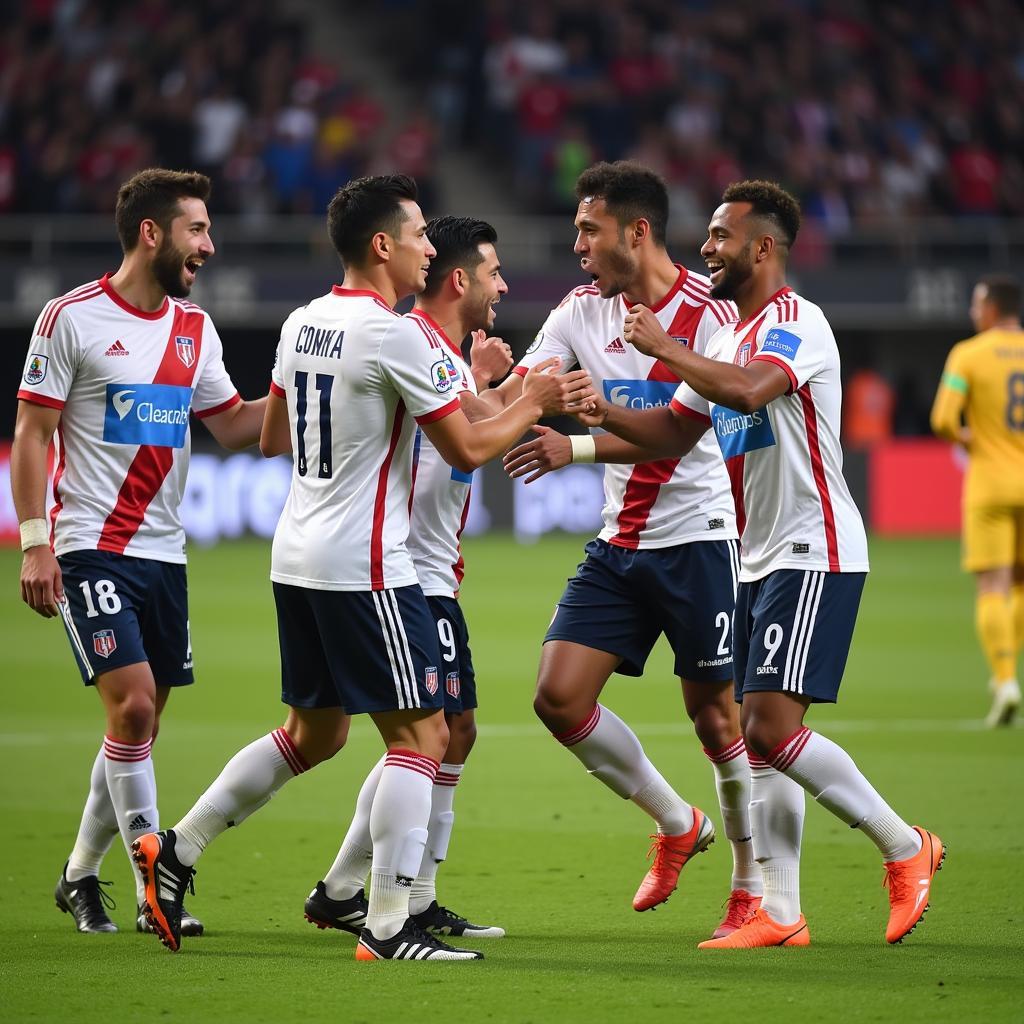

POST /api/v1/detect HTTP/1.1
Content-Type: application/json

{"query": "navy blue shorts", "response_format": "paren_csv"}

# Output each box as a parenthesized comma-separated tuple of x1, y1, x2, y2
(733, 570, 866, 704)
(57, 550, 193, 687)
(427, 595, 478, 714)
(544, 538, 739, 681)
(274, 582, 446, 715)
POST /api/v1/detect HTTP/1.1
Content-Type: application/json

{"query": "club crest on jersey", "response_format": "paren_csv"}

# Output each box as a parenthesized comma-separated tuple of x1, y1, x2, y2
(431, 355, 458, 394)
(446, 672, 460, 698)
(711, 404, 777, 460)
(92, 629, 117, 659)
(671, 336, 691, 348)
(735, 341, 753, 367)
(425, 667, 439, 695)
(24, 354, 48, 385)
(175, 336, 196, 368)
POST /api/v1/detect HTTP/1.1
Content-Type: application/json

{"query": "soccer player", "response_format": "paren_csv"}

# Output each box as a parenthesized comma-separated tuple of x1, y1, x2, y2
(12, 169, 266, 936)
(930, 276, 1024, 726)
(131, 175, 594, 961)
(304, 216, 512, 943)
(573, 179, 944, 948)
(481, 161, 762, 938)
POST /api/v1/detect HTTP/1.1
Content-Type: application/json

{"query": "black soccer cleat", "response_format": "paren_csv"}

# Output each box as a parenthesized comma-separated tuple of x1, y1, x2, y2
(130, 829, 195, 952)
(411, 900, 505, 938)
(137, 903, 204, 937)
(54, 863, 117, 933)
(304, 881, 368, 936)
(355, 917, 484, 961)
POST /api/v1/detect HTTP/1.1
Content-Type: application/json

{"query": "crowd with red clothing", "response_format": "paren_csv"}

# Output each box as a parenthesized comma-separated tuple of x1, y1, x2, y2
(0, 0, 440, 216)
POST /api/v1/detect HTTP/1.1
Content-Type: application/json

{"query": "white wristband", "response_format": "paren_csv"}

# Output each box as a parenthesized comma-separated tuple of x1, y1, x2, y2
(569, 434, 596, 464)
(19, 518, 49, 551)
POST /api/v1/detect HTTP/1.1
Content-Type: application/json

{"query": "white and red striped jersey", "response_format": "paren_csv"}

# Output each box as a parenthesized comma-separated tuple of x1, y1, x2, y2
(404, 310, 476, 599)
(672, 286, 869, 581)
(269, 288, 463, 592)
(516, 266, 738, 549)
(17, 275, 241, 563)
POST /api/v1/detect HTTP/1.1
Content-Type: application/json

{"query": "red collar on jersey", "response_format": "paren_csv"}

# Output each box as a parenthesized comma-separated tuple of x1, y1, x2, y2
(331, 285, 391, 304)
(99, 273, 169, 320)
(409, 308, 462, 359)
(734, 286, 794, 330)
(619, 264, 688, 315)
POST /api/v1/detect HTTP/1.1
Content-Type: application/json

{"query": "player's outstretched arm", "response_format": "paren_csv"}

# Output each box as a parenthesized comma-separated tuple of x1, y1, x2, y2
(504, 426, 681, 483)
(422, 357, 594, 473)
(259, 392, 292, 457)
(578, 392, 708, 459)
(623, 304, 789, 411)
(929, 363, 971, 447)
(11, 401, 63, 618)
(203, 395, 268, 451)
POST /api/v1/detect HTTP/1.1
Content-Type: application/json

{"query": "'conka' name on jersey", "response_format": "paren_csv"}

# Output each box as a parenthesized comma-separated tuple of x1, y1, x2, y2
(295, 325, 344, 358)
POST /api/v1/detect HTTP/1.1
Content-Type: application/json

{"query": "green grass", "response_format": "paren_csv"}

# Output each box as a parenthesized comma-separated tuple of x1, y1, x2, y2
(0, 535, 1021, 1023)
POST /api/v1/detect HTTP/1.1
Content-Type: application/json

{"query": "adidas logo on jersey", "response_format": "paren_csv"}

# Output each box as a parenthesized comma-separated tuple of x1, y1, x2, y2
(105, 340, 129, 356)
(604, 337, 626, 353)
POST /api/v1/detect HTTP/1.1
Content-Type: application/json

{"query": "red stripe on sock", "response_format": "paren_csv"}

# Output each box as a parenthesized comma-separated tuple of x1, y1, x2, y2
(103, 736, 152, 762)
(769, 727, 813, 773)
(271, 728, 308, 775)
(385, 748, 440, 781)
(554, 705, 601, 747)
(434, 771, 462, 787)
(704, 736, 746, 764)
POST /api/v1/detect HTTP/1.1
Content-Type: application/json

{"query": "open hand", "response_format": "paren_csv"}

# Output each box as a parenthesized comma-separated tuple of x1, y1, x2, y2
(522, 358, 597, 417)
(503, 425, 571, 483)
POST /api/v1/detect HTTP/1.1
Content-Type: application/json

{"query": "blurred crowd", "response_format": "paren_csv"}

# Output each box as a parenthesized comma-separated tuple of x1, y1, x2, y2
(0, 0, 440, 217)
(389, 0, 1024, 228)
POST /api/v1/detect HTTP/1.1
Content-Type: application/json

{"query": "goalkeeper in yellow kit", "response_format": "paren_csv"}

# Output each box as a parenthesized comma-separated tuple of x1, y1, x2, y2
(931, 275, 1024, 726)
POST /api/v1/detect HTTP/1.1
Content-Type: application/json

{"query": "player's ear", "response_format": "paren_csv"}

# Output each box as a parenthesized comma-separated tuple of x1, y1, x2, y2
(370, 231, 391, 263)
(631, 218, 650, 246)
(757, 233, 775, 263)
(139, 218, 161, 251)
(451, 267, 467, 297)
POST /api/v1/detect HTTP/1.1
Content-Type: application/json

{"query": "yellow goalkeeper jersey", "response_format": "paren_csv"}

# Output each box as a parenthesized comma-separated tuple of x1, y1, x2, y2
(931, 327, 1024, 506)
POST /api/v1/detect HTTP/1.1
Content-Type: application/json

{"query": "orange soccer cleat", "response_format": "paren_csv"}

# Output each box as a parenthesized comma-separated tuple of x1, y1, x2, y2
(710, 889, 763, 939)
(698, 907, 810, 949)
(633, 808, 715, 912)
(882, 826, 945, 944)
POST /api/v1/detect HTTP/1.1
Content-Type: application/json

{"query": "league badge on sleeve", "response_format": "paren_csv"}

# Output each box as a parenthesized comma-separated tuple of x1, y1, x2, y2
(24, 354, 48, 385)
(431, 355, 458, 394)
(92, 629, 117, 659)
(526, 330, 544, 355)
(175, 336, 196, 368)
(760, 329, 802, 360)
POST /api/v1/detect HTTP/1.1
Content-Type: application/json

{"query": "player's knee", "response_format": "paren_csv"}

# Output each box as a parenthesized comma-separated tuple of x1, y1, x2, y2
(533, 686, 567, 731)
(444, 712, 476, 761)
(690, 700, 737, 749)
(110, 694, 157, 742)
(742, 717, 783, 759)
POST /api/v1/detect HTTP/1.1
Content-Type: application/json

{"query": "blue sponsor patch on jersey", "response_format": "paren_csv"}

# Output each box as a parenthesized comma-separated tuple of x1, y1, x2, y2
(603, 379, 677, 410)
(760, 328, 802, 361)
(711, 404, 776, 460)
(450, 467, 473, 483)
(103, 383, 193, 448)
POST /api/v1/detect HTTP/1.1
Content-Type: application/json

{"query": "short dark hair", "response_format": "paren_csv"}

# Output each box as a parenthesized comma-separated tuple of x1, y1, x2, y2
(115, 169, 211, 252)
(326, 174, 418, 268)
(575, 161, 669, 246)
(721, 180, 802, 251)
(978, 274, 1021, 317)
(421, 216, 498, 297)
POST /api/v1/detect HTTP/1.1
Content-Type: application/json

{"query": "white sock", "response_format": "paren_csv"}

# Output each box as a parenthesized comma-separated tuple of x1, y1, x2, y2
(748, 752, 805, 925)
(66, 743, 119, 881)
(104, 735, 158, 904)
(705, 736, 761, 895)
(174, 728, 308, 867)
(557, 704, 693, 834)
(409, 761, 463, 915)
(771, 728, 921, 862)
(323, 755, 385, 900)
(365, 749, 437, 941)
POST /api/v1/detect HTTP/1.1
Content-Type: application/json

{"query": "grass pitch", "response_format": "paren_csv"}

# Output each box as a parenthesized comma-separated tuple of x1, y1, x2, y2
(0, 535, 1020, 1023)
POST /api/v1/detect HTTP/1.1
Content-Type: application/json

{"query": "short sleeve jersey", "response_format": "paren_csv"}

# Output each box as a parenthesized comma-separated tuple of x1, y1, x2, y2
(516, 267, 738, 549)
(404, 310, 477, 598)
(935, 328, 1024, 506)
(17, 275, 241, 562)
(672, 287, 869, 582)
(269, 287, 462, 591)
